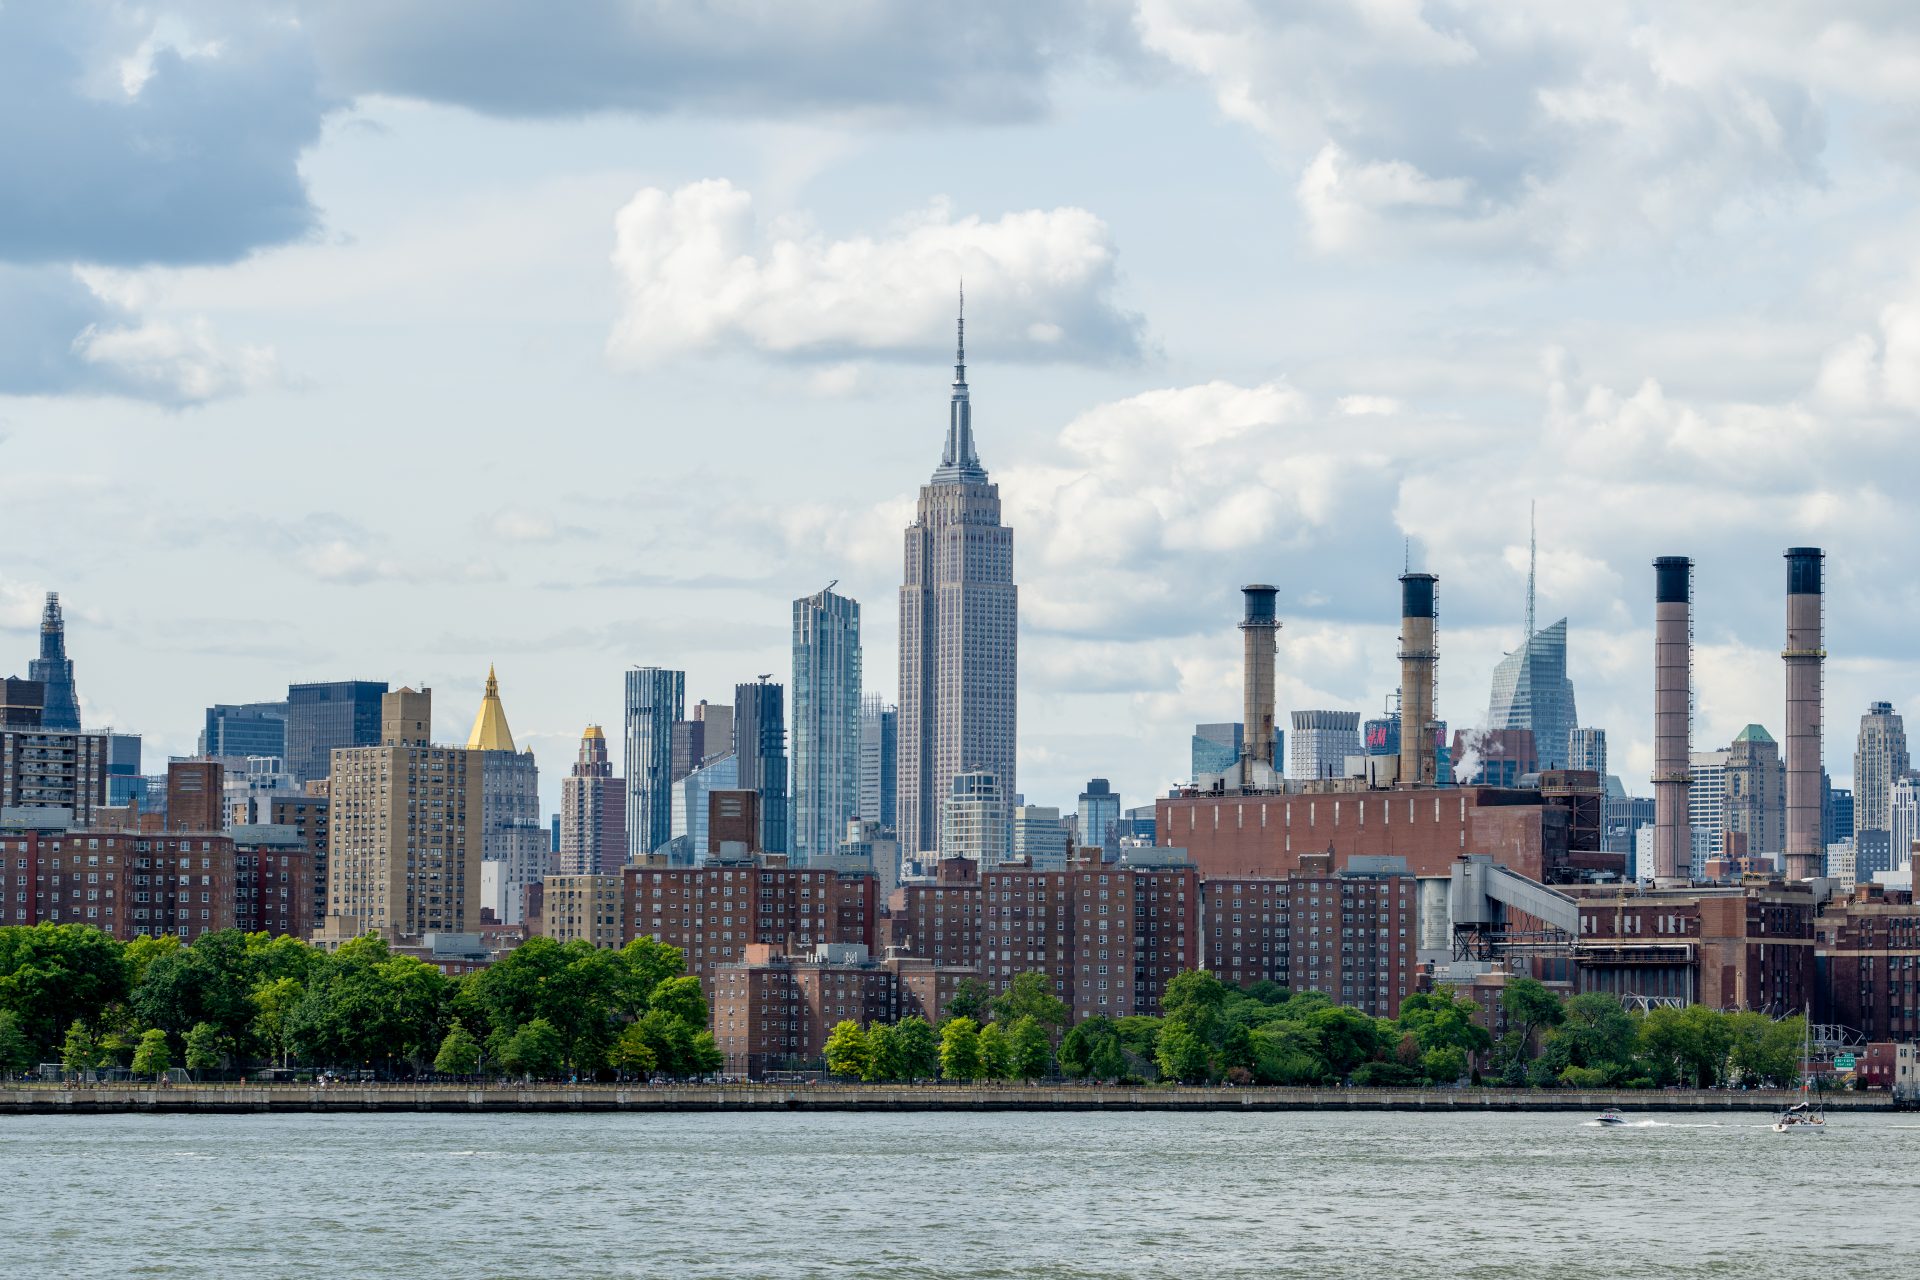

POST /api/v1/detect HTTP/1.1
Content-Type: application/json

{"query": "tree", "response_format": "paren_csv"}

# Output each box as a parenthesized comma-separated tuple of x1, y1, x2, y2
(60, 1019, 101, 1074)
(1548, 993, 1638, 1082)
(500, 1018, 566, 1078)
(250, 977, 301, 1070)
(1249, 1022, 1322, 1085)
(649, 975, 708, 1027)
(0, 923, 131, 1057)
(863, 1023, 903, 1082)
(1397, 991, 1493, 1060)
(1156, 1018, 1213, 1084)
(1639, 1004, 1732, 1088)
(824, 1020, 871, 1079)
(977, 1021, 1013, 1081)
(988, 973, 1069, 1031)
(946, 978, 991, 1023)
(130, 1029, 172, 1080)
(1419, 1045, 1468, 1084)
(434, 1020, 481, 1077)
(688, 1030, 724, 1077)
(183, 1022, 226, 1077)
(892, 1016, 940, 1080)
(0, 1010, 32, 1077)
(1500, 978, 1565, 1053)
(1058, 1021, 1095, 1078)
(939, 1017, 982, 1081)
(1727, 1012, 1802, 1088)
(1008, 1015, 1051, 1081)
(1308, 1006, 1384, 1079)
(608, 1022, 659, 1079)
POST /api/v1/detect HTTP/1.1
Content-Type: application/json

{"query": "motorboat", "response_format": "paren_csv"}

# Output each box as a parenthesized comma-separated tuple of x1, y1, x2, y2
(1773, 1007, 1827, 1134)
(1594, 1109, 1627, 1126)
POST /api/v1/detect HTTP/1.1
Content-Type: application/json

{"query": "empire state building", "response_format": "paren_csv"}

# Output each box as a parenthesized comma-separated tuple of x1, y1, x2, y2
(897, 297, 1017, 857)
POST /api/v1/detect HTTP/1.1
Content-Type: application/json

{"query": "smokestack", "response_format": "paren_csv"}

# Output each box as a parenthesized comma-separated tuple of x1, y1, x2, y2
(1652, 557, 1693, 887)
(1240, 585, 1280, 769)
(1398, 572, 1438, 786)
(1784, 547, 1825, 882)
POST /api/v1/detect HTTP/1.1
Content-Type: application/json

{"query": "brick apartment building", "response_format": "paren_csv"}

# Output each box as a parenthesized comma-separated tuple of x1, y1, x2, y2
(232, 824, 312, 939)
(542, 873, 626, 949)
(0, 824, 236, 940)
(1814, 883, 1920, 1043)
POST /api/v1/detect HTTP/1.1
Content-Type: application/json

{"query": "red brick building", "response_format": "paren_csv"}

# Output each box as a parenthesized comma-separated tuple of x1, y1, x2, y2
(269, 793, 329, 935)
(1814, 884, 1920, 1043)
(232, 825, 311, 939)
(712, 942, 907, 1077)
(1200, 852, 1420, 1017)
(1570, 881, 1816, 1014)
(0, 825, 235, 940)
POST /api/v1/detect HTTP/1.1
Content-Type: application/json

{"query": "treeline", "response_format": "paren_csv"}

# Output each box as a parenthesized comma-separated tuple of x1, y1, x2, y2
(0, 924, 719, 1080)
(818, 972, 1807, 1089)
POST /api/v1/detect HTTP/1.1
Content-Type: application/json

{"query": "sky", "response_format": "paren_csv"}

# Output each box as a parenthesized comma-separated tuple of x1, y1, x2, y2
(6, 2, 1920, 824)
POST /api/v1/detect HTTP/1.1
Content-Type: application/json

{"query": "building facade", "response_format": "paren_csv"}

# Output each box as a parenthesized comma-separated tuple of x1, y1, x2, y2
(858, 696, 897, 832)
(322, 688, 484, 938)
(1289, 710, 1361, 781)
(540, 873, 626, 949)
(791, 589, 862, 862)
(1724, 724, 1787, 865)
(201, 702, 288, 758)
(285, 680, 389, 785)
(1078, 778, 1121, 858)
(1011, 804, 1070, 870)
(624, 667, 685, 860)
(1568, 727, 1607, 779)
(1, 727, 108, 824)
(560, 725, 626, 877)
(939, 769, 1007, 864)
(897, 303, 1017, 857)
(467, 668, 546, 925)
(1485, 619, 1579, 771)
(1854, 701, 1910, 847)
(735, 679, 789, 857)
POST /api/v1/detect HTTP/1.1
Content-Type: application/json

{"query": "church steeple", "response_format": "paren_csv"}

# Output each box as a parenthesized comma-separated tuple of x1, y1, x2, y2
(933, 284, 987, 485)
(466, 664, 517, 752)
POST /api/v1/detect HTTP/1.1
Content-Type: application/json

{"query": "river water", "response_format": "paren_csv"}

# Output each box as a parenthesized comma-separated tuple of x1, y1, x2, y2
(3, 1110, 1915, 1278)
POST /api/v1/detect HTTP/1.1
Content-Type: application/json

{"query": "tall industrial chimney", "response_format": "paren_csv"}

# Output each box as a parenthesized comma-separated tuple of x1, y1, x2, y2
(1783, 547, 1825, 882)
(1652, 557, 1693, 887)
(1398, 572, 1438, 786)
(1240, 585, 1280, 769)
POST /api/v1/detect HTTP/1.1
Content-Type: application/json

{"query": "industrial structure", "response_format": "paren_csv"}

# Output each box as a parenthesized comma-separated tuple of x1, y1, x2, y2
(1783, 548, 1825, 882)
(1651, 557, 1693, 888)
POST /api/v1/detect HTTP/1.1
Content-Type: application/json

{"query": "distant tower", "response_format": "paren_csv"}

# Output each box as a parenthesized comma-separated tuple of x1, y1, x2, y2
(1486, 510, 1579, 770)
(624, 667, 685, 860)
(1782, 548, 1826, 882)
(735, 678, 789, 855)
(467, 666, 545, 925)
(561, 725, 626, 876)
(898, 289, 1018, 856)
(792, 588, 862, 861)
(29, 593, 80, 731)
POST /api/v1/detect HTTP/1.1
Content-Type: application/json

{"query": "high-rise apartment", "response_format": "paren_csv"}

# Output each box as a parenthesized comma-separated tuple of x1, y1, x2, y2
(735, 678, 788, 855)
(285, 680, 389, 784)
(940, 769, 1007, 864)
(1011, 804, 1069, 869)
(27, 594, 80, 732)
(323, 688, 483, 937)
(1688, 748, 1730, 870)
(1889, 777, 1920, 871)
(792, 588, 862, 862)
(467, 667, 545, 925)
(1853, 701, 1910, 846)
(898, 299, 1017, 856)
(624, 667, 685, 860)
(858, 696, 897, 832)
(1289, 710, 1362, 780)
(1568, 727, 1607, 779)
(670, 753, 738, 860)
(1724, 724, 1786, 862)
(201, 702, 288, 758)
(0, 725, 107, 823)
(560, 725, 626, 876)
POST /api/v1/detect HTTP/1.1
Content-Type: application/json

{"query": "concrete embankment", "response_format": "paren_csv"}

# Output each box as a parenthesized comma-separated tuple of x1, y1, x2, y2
(0, 1084, 1897, 1115)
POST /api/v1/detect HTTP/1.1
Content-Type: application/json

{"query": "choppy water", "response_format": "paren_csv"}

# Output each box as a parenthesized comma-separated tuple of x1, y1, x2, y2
(3, 1110, 1916, 1278)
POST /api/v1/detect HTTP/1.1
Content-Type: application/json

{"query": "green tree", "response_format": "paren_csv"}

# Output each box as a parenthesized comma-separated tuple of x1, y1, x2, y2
(977, 1021, 1013, 1081)
(688, 1030, 724, 1077)
(1500, 978, 1565, 1052)
(183, 1022, 226, 1077)
(939, 1016, 983, 1081)
(608, 1022, 659, 1079)
(946, 978, 991, 1023)
(1308, 1006, 1385, 1079)
(988, 973, 1070, 1030)
(824, 1020, 872, 1079)
(616, 936, 688, 1014)
(434, 1020, 482, 1077)
(0, 923, 131, 1057)
(250, 977, 301, 1069)
(1058, 1020, 1095, 1078)
(1727, 1012, 1802, 1088)
(500, 1018, 566, 1078)
(863, 1023, 903, 1082)
(130, 1028, 172, 1079)
(1419, 1045, 1468, 1084)
(1638, 1004, 1732, 1088)
(1548, 993, 1639, 1082)
(1397, 990, 1493, 1059)
(132, 930, 261, 1050)
(891, 1016, 940, 1080)
(1008, 1015, 1051, 1081)
(1248, 1021, 1322, 1085)
(60, 1019, 101, 1074)
(1155, 1018, 1213, 1084)
(0, 1010, 34, 1076)
(649, 975, 708, 1027)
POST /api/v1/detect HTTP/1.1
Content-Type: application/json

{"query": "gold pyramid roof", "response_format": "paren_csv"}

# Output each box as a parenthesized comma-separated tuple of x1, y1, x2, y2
(466, 665, 516, 752)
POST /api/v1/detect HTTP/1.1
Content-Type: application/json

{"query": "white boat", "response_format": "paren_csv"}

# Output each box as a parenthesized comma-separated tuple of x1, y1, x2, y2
(1594, 1109, 1626, 1126)
(1773, 1007, 1826, 1134)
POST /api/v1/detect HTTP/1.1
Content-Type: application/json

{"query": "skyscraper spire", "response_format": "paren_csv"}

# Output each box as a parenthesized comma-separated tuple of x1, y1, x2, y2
(29, 591, 80, 731)
(934, 283, 986, 484)
(1524, 500, 1537, 642)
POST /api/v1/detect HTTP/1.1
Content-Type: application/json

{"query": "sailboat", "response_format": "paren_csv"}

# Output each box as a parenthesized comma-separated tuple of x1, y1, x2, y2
(1772, 1008, 1826, 1135)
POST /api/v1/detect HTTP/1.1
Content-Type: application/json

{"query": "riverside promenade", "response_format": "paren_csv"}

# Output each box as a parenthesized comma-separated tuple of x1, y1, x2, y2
(0, 1083, 1897, 1115)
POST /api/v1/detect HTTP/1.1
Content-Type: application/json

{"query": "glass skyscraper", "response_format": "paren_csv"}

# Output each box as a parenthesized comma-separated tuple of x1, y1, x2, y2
(625, 667, 685, 859)
(858, 695, 897, 832)
(1485, 618, 1579, 770)
(735, 678, 788, 855)
(1078, 778, 1121, 857)
(202, 701, 289, 758)
(285, 680, 389, 784)
(792, 589, 862, 862)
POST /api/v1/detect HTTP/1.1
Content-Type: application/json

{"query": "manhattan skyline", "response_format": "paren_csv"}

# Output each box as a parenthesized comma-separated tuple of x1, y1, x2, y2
(7, 4, 1920, 820)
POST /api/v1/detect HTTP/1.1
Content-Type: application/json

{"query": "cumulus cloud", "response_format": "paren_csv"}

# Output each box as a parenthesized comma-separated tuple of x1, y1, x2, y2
(292, 0, 1131, 122)
(1132, 0, 1920, 259)
(607, 180, 1143, 365)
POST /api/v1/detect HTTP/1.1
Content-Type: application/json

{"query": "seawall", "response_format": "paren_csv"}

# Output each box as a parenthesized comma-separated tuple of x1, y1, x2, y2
(0, 1083, 1897, 1115)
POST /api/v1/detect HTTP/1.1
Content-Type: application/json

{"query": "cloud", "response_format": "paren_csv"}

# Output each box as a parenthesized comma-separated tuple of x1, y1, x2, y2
(0, 5, 327, 267)
(1132, 0, 1919, 259)
(293, 0, 1131, 123)
(0, 266, 275, 403)
(607, 180, 1144, 366)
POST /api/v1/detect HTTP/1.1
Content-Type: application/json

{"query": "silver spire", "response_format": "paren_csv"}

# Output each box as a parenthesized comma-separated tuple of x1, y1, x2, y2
(933, 282, 986, 484)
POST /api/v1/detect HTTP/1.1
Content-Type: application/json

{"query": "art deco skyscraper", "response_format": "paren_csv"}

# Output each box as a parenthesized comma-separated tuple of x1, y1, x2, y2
(561, 725, 626, 876)
(792, 588, 862, 861)
(1853, 701, 1910, 847)
(29, 593, 80, 731)
(898, 296, 1017, 856)
(467, 667, 545, 925)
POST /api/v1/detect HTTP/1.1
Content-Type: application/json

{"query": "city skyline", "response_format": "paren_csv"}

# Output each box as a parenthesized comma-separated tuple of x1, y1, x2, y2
(10, 5, 1920, 824)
